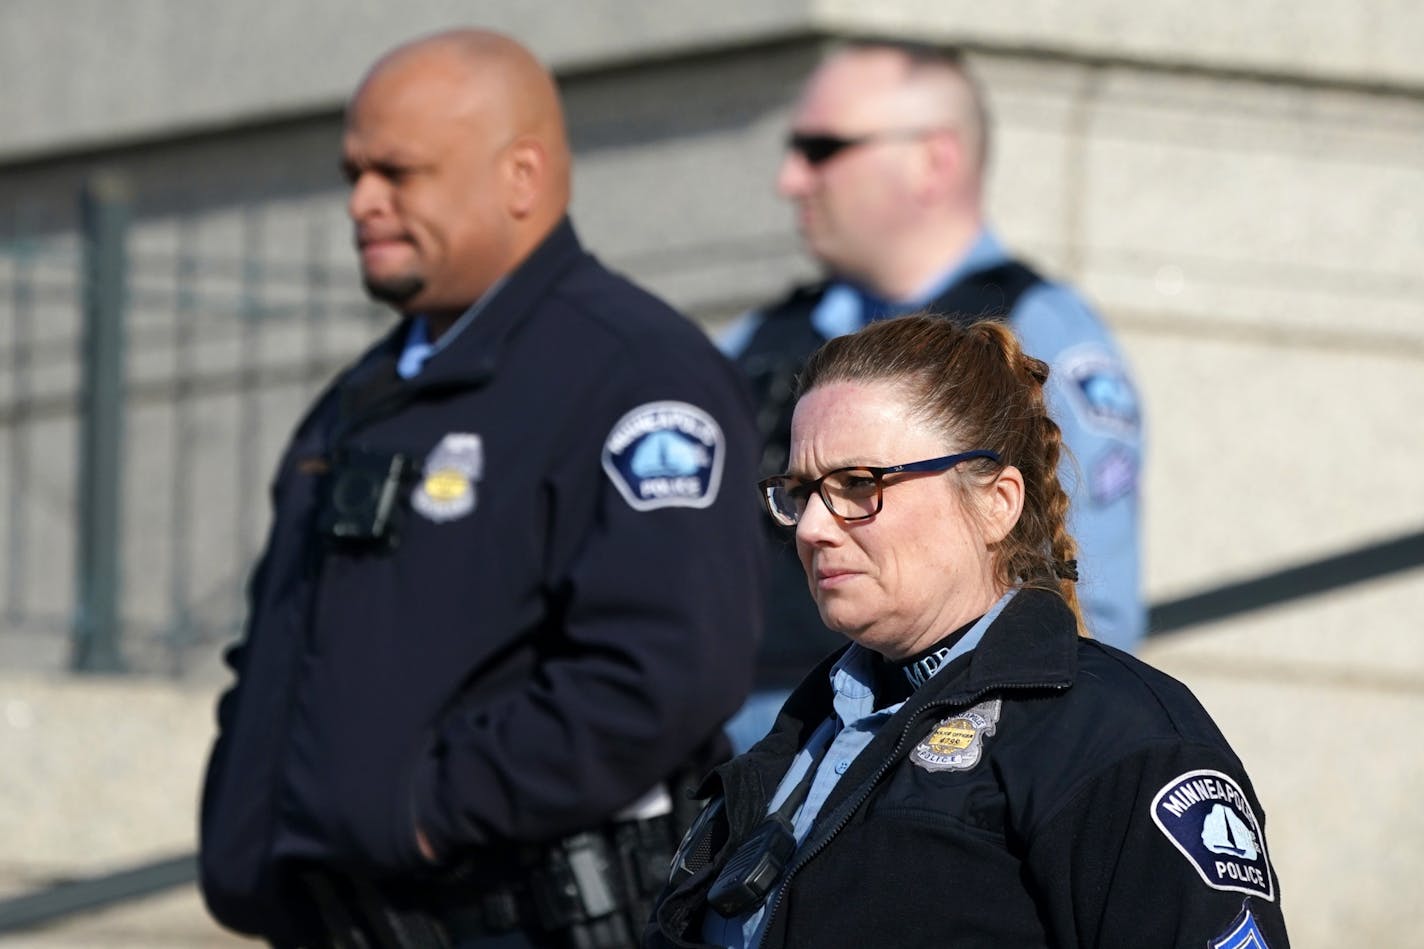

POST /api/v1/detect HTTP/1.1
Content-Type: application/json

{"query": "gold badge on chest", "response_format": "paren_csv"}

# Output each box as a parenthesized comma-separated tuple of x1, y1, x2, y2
(910, 698, 1002, 773)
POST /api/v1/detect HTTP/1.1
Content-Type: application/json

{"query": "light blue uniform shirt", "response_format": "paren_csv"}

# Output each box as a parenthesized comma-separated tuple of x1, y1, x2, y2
(720, 230, 1144, 651)
(703, 593, 1015, 949)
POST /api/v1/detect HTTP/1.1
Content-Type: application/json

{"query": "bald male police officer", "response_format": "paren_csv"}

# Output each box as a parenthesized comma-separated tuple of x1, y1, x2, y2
(199, 30, 763, 948)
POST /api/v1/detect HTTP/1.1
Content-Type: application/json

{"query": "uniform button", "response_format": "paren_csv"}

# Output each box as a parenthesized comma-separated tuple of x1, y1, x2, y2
(835, 759, 850, 774)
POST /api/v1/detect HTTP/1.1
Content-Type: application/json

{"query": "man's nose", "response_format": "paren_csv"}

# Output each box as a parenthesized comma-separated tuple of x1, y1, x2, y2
(347, 171, 390, 221)
(776, 149, 814, 199)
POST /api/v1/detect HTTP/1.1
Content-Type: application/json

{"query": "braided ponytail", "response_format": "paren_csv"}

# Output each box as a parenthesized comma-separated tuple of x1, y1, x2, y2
(1015, 354, 1084, 627)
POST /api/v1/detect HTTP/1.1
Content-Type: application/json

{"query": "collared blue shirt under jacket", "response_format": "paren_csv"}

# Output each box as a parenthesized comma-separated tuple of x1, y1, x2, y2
(704, 594, 1015, 948)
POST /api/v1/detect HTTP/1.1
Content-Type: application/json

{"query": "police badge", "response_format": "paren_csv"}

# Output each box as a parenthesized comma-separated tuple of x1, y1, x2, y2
(413, 433, 483, 523)
(910, 699, 1001, 773)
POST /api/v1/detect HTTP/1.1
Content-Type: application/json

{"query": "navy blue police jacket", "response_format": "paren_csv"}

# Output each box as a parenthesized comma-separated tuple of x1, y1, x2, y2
(649, 589, 1290, 949)
(199, 219, 765, 940)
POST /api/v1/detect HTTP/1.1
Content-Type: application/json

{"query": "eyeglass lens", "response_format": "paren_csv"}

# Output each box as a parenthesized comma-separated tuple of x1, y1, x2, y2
(767, 468, 881, 525)
(821, 469, 880, 518)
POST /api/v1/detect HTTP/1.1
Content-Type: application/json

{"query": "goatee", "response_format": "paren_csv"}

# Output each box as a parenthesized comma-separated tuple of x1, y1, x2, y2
(363, 274, 425, 306)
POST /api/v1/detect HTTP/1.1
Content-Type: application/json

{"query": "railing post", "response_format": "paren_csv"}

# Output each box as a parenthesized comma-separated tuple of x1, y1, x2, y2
(72, 173, 130, 674)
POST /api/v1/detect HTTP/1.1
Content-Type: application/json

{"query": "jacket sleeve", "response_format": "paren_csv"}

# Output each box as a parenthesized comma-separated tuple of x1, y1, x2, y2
(1011, 285, 1145, 652)
(1025, 741, 1291, 948)
(414, 354, 766, 853)
(198, 374, 352, 938)
(198, 447, 317, 940)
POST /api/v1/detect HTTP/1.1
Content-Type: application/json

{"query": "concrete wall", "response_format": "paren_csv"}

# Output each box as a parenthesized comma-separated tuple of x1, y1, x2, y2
(0, 0, 814, 161)
(972, 58, 1424, 593)
(5, 0, 1421, 163)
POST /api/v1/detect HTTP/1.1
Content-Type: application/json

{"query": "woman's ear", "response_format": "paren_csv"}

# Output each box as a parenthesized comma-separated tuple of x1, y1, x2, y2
(980, 464, 1024, 545)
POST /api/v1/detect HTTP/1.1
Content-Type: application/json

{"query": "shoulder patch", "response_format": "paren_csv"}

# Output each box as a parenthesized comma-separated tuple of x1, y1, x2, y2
(1211, 902, 1272, 949)
(910, 699, 1001, 773)
(1151, 769, 1275, 902)
(1057, 345, 1140, 438)
(602, 401, 724, 511)
(1090, 445, 1138, 505)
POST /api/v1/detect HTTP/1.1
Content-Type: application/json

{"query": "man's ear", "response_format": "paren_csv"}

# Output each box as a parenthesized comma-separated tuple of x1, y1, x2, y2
(917, 128, 964, 203)
(980, 464, 1024, 545)
(504, 137, 545, 219)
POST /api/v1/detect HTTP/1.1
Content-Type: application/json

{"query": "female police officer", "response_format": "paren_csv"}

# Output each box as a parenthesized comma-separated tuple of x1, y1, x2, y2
(647, 315, 1290, 948)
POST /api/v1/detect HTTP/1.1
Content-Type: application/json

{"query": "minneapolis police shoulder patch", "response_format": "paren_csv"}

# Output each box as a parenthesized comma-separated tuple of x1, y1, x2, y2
(1090, 445, 1138, 505)
(1151, 769, 1274, 902)
(602, 401, 724, 511)
(1058, 344, 1139, 438)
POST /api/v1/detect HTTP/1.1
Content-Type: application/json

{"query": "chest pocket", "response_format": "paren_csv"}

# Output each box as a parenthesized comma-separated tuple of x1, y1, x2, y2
(866, 697, 1011, 837)
(865, 761, 1009, 843)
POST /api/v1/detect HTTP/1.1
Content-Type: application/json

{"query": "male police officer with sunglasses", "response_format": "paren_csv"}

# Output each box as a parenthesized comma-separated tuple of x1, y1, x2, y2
(721, 38, 1144, 752)
(199, 29, 764, 948)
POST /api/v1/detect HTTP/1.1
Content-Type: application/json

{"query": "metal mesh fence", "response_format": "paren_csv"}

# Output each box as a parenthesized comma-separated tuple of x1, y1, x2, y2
(0, 186, 388, 677)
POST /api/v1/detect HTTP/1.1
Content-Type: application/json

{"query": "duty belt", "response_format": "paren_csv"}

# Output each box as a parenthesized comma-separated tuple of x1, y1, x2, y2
(297, 814, 675, 949)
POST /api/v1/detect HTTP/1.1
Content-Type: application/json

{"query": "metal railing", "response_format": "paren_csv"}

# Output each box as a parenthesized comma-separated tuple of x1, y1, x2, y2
(1, 174, 385, 676)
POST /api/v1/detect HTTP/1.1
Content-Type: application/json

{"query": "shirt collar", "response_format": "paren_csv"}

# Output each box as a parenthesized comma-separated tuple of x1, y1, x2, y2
(826, 645, 878, 722)
(812, 226, 1008, 337)
(396, 276, 508, 380)
(916, 227, 1008, 302)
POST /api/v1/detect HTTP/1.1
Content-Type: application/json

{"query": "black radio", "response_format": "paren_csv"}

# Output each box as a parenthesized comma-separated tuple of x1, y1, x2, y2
(704, 814, 798, 917)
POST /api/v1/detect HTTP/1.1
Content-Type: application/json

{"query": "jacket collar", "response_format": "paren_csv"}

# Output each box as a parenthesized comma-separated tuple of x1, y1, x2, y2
(928, 586, 1079, 704)
(407, 216, 586, 391)
(323, 218, 586, 443)
(787, 587, 1077, 723)
(725, 588, 1079, 815)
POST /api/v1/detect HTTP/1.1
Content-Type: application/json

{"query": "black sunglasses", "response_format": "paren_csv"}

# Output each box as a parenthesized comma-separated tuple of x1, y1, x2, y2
(787, 128, 944, 167)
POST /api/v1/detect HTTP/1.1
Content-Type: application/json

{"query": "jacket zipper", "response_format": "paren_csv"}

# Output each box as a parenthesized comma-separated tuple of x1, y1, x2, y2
(754, 680, 1068, 947)
(257, 375, 477, 868)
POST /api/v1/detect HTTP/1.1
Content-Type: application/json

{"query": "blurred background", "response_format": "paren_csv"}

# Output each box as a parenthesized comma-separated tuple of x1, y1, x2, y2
(1, 1, 1421, 945)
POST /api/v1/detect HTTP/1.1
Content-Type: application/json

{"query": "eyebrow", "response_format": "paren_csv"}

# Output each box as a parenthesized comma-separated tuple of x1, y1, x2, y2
(783, 458, 874, 480)
(340, 148, 428, 175)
